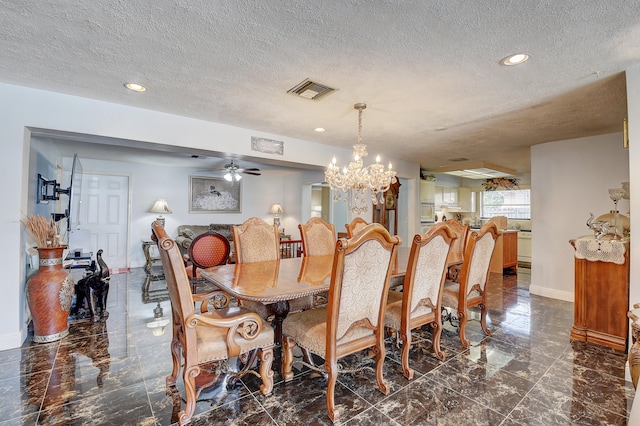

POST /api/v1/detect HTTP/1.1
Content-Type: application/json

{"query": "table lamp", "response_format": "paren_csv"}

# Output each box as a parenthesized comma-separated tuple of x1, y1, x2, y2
(270, 203, 283, 228)
(150, 199, 172, 226)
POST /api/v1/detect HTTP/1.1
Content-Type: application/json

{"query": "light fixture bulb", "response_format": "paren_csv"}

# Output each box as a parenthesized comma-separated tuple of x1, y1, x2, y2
(124, 82, 147, 92)
(224, 172, 233, 182)
(500, 53, 529, 66)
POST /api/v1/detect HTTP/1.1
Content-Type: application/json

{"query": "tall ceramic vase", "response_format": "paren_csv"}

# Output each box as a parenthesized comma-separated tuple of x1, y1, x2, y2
(27, 247, 74, 343)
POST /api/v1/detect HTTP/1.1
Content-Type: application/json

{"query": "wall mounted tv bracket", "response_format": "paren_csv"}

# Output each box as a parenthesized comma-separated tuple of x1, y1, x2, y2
(37, 173, 70, 203)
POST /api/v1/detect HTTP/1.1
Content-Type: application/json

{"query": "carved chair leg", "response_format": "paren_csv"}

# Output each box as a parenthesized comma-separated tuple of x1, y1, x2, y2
(325, 360, 339, 422)
(399, 329, 413, 380)
(374, 343, 389, 395)
(479, 302, 492, 336)
(259, 346, 274, 396)
(166, 339, 181, 386)
(282, 336, 295, 382)
(458, 309, 470, 348)
(431, 319, 446, 361)
(180, 365, 199, 426)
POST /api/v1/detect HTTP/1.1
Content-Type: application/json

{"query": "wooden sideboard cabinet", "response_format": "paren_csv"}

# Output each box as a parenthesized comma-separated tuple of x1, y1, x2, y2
(489, 229, 518, 273)
(570, 237, 629, 351)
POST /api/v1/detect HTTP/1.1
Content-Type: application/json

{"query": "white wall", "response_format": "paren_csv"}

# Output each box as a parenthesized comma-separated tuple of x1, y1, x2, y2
(0, 82, 419, 350)
(627, 66, 640, 329)
(530, 133, 629, 301)
(72, 157, 325, 269)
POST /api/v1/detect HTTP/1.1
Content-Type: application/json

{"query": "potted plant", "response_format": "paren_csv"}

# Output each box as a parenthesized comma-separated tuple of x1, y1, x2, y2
(24, 215, 74, 343)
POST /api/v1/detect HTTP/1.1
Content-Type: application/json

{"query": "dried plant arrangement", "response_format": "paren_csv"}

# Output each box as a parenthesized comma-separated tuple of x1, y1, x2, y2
(24, 215, 64, 248)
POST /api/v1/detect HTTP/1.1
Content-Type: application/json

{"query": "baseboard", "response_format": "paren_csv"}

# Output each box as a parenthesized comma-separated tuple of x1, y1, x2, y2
(0, 330, 26, 351)
(529, 285, 574, 302)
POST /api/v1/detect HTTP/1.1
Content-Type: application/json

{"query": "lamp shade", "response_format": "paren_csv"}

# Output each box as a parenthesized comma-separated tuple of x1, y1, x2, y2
(270, 203, 283, 215)
(149, 199, 172, 214)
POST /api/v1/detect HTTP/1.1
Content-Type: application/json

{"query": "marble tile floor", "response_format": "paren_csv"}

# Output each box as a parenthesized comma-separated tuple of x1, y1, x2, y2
(0, 267, 635, 425)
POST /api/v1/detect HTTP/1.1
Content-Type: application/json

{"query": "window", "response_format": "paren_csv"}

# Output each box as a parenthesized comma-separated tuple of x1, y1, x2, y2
(481, 189, 530, 219)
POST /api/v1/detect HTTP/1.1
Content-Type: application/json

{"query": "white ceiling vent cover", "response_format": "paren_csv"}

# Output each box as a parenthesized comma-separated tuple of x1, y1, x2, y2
(287, 79, 335, 100)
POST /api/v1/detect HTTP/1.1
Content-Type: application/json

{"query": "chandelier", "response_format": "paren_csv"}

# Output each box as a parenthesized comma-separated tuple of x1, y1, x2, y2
(325, 103, 397, 215)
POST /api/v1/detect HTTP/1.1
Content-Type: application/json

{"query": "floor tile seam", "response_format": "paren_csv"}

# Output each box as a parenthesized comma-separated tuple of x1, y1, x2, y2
(420, 375, 507, 420)
(553, 354, 629, 382)
(334, 371, 397, 405)
(343, 405, 400, 426)
(34, 344, 64, 419)
(449, 341, 541, 389)
(503, 371, 631, 424)
(500, 345, 577, 422)
(556, 344, 629, 382)
(487, 331, 571, 354)
(242, 382, 280, 425)
(549, 348, 635, 419)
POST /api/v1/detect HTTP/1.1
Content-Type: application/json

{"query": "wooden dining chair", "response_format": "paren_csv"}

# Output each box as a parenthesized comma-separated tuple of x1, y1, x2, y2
(151, 221, 274, 426)
(345, 216, 369, 238)
(183, 231, 230, 293)
(443, 219, 469, 282)
(299, 217, 336, 256)
(232, 217, 280, 263)
(281, 223, 401, 422)
(440, 221, 500, 348)
(233, 217, 312, 317)
(384, 223, 455, 379)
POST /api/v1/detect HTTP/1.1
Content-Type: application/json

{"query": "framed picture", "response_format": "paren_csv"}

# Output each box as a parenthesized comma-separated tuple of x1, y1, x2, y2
(189, 176, 241, 213)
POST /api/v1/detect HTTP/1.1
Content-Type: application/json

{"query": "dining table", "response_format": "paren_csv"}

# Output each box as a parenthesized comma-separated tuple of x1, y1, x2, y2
(200, 247, 411, 344)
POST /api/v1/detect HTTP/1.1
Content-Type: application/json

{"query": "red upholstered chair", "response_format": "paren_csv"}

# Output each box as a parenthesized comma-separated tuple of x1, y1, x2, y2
(183, 231, 230, 293)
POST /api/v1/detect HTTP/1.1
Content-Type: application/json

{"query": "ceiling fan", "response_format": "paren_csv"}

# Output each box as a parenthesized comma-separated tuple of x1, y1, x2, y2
(219, 160, 261, 182)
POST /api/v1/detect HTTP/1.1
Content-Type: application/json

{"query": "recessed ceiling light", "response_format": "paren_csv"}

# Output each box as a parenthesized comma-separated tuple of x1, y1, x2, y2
(500, 53, 529, 66)
(314, 127, 326, 133)
(124, 82, 147, 92)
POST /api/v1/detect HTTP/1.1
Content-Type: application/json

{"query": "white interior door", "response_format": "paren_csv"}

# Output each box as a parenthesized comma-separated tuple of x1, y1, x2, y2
(69, 173, 130, 269)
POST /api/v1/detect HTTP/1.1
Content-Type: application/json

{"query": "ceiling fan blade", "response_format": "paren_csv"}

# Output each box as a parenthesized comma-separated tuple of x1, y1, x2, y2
(242, 171, 261, 176)
(243, 167, 261, 172)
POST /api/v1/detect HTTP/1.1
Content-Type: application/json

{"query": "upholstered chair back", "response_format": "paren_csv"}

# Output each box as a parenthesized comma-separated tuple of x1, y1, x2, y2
(384, 222, 455, 376)
(444, 219, 469, 267)
(407, 226, 453, 318)
(345, 217, 369, 238)
(281, 222, 401, 422)
(440, 220, 499, 348)
(299, 217, 336, 256)
(233, 217, 280, 263)
(152, 223, 196, 329)
(463, 226, 497, 296)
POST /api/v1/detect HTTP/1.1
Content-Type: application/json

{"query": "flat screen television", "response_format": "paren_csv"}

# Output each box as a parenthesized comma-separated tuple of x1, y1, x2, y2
(65, 153, 83, 233)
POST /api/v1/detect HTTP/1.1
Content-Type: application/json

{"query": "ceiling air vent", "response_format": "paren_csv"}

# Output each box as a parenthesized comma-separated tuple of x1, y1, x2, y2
(287, 79, 335, 101)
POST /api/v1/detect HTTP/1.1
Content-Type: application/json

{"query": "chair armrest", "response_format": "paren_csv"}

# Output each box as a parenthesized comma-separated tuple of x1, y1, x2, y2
(193, 290, 231, 312)
(175, 236, 193, 249)
(186, 307, 264, 357)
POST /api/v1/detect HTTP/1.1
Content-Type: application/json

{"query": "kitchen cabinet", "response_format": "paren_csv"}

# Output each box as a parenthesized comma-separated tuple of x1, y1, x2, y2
(419, 180, 435, 202)
(517, 232, 531, 264)
(489, 230, 518, 273)
(458, 187, 475, 212)
(435, 185, 457, 207)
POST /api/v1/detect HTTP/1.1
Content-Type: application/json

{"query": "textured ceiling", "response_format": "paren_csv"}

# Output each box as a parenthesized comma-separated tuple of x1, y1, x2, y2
(1, 1, 637, 175)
